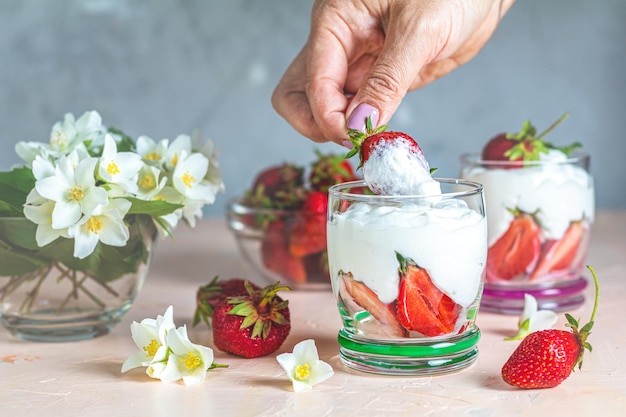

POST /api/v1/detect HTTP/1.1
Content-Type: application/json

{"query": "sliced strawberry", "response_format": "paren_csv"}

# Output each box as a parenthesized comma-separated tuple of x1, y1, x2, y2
(396, 254, 461, 337)
(487, 209, 541, 281)
(340, 272, 407, 338)
(261, 219, 307, 283)
(529, 220, 586, 280)
(288, 191, 328, 258)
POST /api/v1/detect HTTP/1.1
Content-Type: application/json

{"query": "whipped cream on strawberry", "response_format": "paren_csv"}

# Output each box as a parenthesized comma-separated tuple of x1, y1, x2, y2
(327, 199, 486, 308)
(462, 150, 594, 245)
(361, 136, 441, 196)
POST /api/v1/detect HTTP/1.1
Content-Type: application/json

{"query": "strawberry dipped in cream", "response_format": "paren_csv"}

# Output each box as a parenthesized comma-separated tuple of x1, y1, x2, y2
(346, 117, 440, 196)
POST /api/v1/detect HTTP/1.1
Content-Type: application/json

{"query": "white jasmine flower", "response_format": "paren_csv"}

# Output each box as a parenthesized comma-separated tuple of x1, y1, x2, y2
(136, 165, 167, 200)
(67, 198, 132, 259)
(172, 151, 215, 203)
(164, 134, 192, 170)
(35, 153, 108, 229)
(31, 155, 56, 180)
(23, 189, 68, 246)
(136, 135, 168, 166)
(49, 111, 106, 156)
(190, 130, 225, 195)
(506, 294, 558, 340)
(159, 326, 215, 387)
(98, 134, 143, 194)
(121, 306, 176, 373)
(276, 339, 334, 392)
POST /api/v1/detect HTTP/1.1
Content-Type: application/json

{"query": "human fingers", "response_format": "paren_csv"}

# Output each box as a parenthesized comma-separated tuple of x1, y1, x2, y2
(271, 48, 329, 143)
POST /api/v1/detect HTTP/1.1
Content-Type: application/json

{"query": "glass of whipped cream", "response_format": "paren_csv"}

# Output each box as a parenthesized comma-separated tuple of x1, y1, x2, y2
(460, 150, 594, 314)
(327, 179, 486, 375)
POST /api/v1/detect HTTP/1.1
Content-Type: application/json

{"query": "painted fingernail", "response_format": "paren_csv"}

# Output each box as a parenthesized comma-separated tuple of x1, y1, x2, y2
(342, 140, 353, 149)
(346, 103, 379, 131)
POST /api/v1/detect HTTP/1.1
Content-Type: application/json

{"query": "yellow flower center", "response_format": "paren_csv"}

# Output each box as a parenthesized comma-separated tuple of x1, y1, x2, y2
(143, 339, 161, 357)
(50, 130, 69, 149)
(144, 152, 161, 161)
(139, 174, 155, 190)
(107, 161, 120, 176)
(181, 352, 202, 371)
(86, 217, 103, 234)
(181, 172, 195, 188)
(170, 154, 178, 167)
(294, 364, 311, 381)
(67, 185, 85, 203)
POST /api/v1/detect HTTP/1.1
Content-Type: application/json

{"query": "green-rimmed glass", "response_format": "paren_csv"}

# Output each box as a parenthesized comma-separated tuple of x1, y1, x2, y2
(327, 180, 487, 375)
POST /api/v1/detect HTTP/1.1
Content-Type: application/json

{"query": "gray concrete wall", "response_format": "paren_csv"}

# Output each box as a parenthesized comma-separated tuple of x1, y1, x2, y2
(1, 0, 624, 216)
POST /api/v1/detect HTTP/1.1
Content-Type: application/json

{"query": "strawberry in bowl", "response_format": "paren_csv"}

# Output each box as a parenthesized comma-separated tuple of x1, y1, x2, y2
(460, 113, 595, 314)
(227, 151, 359, 290)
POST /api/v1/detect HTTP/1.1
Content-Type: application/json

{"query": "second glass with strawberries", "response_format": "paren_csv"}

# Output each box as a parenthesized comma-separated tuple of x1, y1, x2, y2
(460, 113, 595, 314)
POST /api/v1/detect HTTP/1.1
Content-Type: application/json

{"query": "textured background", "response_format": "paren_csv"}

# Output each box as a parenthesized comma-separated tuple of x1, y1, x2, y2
(1, 0, 624, 216)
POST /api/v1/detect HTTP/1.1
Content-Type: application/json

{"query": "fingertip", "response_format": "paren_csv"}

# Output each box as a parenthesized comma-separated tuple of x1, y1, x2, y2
(346, 103, 379, 131)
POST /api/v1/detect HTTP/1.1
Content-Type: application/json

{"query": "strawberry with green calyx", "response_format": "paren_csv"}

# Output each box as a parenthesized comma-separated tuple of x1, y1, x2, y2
(212, 281, 292, 358)
(501, 265, 600, 389)
(487, 207, 541, 282)
(193, 276, 261, 328)
(482, 112, 581, 167)
(345, 117, 433, 195)
(242, 163, 307, 211)
(309, 150, 358, 193)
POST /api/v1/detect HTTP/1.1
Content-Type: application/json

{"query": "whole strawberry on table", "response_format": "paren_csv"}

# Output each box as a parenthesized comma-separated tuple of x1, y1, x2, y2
(194, 277, 292, 359)
(232, 151, 359, 286)
(501, 265, 599, 388)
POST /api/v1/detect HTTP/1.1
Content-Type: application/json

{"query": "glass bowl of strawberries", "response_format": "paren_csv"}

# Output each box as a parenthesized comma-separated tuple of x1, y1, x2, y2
(227, 151, 360, 290)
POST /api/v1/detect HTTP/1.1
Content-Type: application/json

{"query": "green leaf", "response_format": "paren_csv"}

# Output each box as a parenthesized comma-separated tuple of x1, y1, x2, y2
(565, 313, 579, 328)
(0, 167, 36, 215)
(0, 217, 40, 250)
(126, 197, 183, 217)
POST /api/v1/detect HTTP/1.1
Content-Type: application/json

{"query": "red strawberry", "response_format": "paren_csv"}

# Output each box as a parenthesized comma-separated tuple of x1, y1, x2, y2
(243, 163, 306, 210)
(487, 208, 541, 281)
(261, 219, 307, 283)
(530, 219, 587, 280)
(212, 281, 291, 358)
(193, 276, 261, 328)
(481, 113, 579, 168)
(502, 265, 599, 389)
(288, 191, 328, 258)
(346, 117, 431, 195)
(309, 150, 358, 192)
(396, 253, 461, 337)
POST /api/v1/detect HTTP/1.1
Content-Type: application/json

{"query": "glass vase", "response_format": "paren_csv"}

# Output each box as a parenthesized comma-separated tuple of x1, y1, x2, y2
(0, 216, 157, 342)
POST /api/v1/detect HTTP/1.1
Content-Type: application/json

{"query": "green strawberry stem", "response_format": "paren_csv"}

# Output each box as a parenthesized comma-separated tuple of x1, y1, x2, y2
(345, 116, 387, 160)
(535, 112, 570, 141)
(565, 264, 600, 369)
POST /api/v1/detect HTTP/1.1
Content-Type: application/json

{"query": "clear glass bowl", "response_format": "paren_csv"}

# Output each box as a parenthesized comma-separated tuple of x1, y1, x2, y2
(226, 197, 331, 290)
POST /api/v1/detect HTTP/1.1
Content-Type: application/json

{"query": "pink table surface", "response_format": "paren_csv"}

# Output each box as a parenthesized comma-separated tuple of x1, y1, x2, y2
(1, 210, 625, 417)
